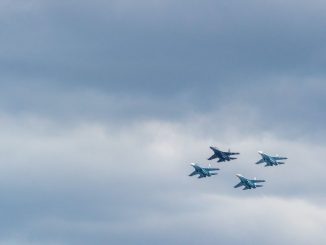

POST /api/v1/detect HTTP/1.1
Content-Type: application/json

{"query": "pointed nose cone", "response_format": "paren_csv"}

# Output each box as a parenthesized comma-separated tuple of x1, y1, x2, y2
(236, 174, 242, 178)
(190, 163, 196, 167)
(258, 151, 263, 155)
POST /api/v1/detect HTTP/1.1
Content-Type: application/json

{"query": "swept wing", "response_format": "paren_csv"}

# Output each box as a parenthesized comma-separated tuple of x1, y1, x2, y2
(255, 159, 265, 164)
(234, 182, 243, 188)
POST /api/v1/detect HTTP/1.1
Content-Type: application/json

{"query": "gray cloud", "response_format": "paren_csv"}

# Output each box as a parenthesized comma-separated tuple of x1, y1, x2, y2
(0, 115, 325, 244)
(1, 0, 326, 92)
(0, 0, 325, 140)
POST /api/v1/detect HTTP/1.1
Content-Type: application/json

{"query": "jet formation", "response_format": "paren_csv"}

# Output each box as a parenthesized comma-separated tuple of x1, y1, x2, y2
(189, 146, 288, 190)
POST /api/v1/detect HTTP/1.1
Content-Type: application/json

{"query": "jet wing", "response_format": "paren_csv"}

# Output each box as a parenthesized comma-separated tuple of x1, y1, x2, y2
(189, 171, 197, 177)
(234, 182, 243, 188)
(208, 154, 217, 160)
(255, 159, 265, 164)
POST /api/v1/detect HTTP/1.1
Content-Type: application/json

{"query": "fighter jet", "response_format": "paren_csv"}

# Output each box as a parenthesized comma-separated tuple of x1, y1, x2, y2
(256, 151, 288, 167)
(234, 174, 265, 190)
(188, 163, 219, 178)
(208, 146, 240, 162)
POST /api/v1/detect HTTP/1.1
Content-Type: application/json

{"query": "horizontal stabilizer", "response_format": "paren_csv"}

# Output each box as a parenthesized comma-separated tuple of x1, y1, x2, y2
(274, 156, 288, 160)
(252, 179, 265, 183)
(229, 152, 240, 155)
(243, 186, 250, 190)
(205, 168, 220, 171)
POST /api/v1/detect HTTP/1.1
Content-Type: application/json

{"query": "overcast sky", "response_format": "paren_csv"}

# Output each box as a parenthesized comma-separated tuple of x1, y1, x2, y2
(1, 0, 326, 244)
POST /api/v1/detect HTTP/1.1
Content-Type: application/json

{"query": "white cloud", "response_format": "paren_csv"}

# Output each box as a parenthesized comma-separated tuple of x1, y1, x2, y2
(0, 110, 325, 243)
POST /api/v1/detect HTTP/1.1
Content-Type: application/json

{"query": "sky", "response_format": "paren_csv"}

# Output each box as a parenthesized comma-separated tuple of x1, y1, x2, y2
(1, 0, 326, 244)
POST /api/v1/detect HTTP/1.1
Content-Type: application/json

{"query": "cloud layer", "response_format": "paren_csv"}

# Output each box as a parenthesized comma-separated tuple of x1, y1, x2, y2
(0, 113, 325, 244)
(0, 0, 326, 244)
